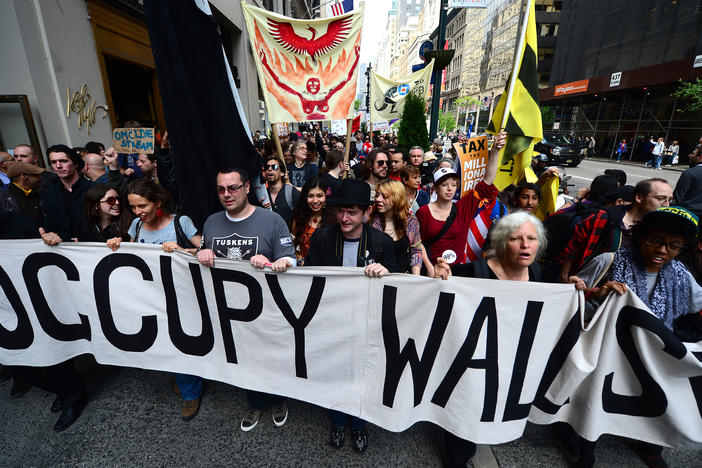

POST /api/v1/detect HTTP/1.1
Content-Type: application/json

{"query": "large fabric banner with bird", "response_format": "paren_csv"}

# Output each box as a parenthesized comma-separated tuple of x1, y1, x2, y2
(241, 2, 363, 123)
(486, 1, 542, 190)
(369, 61, 434, 123)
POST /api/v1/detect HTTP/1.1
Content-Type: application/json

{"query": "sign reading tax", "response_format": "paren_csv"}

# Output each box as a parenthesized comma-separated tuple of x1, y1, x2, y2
(112, 128, 155, 154)
(455, 136, 488, 196)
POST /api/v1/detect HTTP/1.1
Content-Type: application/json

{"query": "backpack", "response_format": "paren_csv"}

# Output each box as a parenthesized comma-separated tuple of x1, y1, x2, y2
(282, 184, 294, 210)
(134, 214, 192, 249)
(542, 202, 602, 262)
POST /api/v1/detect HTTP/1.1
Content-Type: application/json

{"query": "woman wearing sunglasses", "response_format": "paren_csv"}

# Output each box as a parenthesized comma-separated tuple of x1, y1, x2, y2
(80, 184, 132, 242)
(106, 179, 204, 421)
(291, 177, 329, 265)
(568, 206, 702, 467)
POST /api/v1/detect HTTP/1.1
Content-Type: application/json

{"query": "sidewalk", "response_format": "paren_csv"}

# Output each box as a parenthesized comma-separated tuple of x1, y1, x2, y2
(588, 156, 686, 173)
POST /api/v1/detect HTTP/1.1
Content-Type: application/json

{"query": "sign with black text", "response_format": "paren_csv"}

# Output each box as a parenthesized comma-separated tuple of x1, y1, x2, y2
(0, 241, 700, 448)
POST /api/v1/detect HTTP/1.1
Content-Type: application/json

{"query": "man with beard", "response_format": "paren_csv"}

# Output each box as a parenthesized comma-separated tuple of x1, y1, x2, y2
(263, 156, 299, 228)
(361, 149, 389, 203)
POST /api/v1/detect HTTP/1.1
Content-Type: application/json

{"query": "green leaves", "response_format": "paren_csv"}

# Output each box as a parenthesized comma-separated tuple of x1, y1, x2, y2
(673, 78, 702, 113)
(397, 92, 430, 151)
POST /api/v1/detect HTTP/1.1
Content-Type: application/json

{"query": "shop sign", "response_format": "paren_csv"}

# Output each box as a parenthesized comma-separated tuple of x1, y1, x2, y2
(554, 79, 589, 96)
(65, 84, 108, 135)
(694, 55, 702, 68)
(610, 72, 622, 87)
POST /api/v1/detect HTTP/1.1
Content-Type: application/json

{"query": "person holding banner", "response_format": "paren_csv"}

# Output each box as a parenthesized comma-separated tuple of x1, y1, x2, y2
(416, 131, 506, 271)
(432, 211, 546, 467)
(106, 179, 203, 420)
(568, 206, 702, 468)
(79, 185, 132, 242)
(304, 178, 397, 453)
(196, 167, 296, 432)
(368, 179, 423, 274)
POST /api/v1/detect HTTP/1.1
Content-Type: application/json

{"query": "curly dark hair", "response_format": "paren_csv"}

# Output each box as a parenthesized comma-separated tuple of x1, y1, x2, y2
(290, 177, 330, 246)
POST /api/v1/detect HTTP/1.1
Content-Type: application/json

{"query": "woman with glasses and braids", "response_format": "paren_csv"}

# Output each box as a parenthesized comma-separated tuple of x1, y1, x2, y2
(79, 184, 132, 242)
(567, 206, 702, 468)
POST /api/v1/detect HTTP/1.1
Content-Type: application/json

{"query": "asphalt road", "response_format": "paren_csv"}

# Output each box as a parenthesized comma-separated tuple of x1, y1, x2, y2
(561, 158, 684, 200)
(1, 357, 700, 467)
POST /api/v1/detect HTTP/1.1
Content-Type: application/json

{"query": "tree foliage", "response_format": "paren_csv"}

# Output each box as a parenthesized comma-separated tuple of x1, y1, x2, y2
(673, 78, 702, 113)
(397, 91, 429, 151)
(438, 109, 456, 133)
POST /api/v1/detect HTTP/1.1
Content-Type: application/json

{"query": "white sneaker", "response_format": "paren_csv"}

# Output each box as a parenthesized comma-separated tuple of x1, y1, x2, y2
(241, 408, 262, 431)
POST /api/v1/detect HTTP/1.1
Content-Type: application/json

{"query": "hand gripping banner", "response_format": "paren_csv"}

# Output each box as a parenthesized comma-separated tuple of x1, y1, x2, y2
(1, 241, 701, 448)
(241, 2, 363, 123)
(370, 61, 434, 123)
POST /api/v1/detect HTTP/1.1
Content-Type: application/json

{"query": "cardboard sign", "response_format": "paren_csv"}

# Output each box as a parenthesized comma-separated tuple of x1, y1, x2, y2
(331, 119, 347, 135)
(112, 128, 155, 154)
(455, 136, 488, 196)
(275, 123, 290, 137)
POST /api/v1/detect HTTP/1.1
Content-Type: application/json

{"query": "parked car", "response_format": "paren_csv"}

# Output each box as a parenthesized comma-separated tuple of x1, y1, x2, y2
(535, 134, 585, 167)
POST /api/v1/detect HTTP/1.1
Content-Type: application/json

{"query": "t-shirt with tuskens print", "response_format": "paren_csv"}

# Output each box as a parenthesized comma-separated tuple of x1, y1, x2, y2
(202, 206, 296, 263)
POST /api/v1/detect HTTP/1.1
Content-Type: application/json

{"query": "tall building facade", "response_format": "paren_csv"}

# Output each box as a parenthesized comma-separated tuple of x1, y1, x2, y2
(542, 0, 702, 160)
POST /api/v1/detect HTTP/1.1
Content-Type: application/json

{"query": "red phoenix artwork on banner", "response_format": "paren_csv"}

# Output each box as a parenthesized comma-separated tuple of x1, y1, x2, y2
(242, 3, 364, 123)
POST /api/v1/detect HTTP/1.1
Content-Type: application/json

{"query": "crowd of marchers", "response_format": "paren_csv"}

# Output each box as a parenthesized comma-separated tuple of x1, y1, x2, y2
(2, 125, 702, 467)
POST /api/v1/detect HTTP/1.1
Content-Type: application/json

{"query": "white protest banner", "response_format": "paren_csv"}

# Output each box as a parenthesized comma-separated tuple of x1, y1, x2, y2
(372, 121, 390, 131)
(370, 61, 434, 123)
(112, 128, 155, 154)
(0, 241, 700, 448)
(454, 136, 488, 196)
(330, 119, 347, 135)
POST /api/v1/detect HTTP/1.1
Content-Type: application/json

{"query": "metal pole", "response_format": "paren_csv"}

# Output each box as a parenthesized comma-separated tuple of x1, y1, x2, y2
(428, 0, 448, 140)
(610, 93, 626, 159)
(630, 91, 647, 161)
(664, 96, 677, 145)
(500, 0, 533, 130)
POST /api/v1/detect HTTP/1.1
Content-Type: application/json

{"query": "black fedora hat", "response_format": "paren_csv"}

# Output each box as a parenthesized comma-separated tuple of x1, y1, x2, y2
(329, 178, 373, 206)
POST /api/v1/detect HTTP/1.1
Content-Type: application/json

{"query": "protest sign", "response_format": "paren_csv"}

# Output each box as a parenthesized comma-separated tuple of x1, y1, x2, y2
(370, 61, 434, 123)
(0, 241, 700, 448)
(242, 3, 363, 123)
(331, 119, 347, 135)
(454, 136, 488, 196)
(275, 123, 290, 137)
(112, 128, 155, 154)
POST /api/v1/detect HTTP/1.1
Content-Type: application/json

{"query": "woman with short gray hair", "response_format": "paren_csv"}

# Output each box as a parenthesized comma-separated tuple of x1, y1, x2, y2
(432, 210, 546, 466)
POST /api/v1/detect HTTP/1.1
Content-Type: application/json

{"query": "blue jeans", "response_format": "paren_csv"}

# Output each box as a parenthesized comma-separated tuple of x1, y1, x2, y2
(329, 409, 366, 430)
(654, 154, 662, 168)
(175, 373, 202, 401)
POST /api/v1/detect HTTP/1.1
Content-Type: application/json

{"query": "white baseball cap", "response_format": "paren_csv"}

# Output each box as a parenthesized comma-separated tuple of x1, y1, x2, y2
(433, 167, 459, 183)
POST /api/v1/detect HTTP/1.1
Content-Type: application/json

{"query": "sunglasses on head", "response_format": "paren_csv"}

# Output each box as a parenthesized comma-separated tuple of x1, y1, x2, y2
(100, 196, 119, 206)
(265, 163, 279, 171)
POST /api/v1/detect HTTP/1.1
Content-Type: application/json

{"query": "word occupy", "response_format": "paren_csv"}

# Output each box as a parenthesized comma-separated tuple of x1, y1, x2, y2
(0, 242, 700, 448)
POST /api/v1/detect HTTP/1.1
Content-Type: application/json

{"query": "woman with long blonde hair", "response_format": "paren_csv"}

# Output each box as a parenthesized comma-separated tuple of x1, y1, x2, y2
(368, 179, 422, 274)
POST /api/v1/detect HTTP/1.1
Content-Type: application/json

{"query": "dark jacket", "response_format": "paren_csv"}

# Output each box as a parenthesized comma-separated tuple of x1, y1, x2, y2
(305, 224, 398, 272)
(42, 176, 93, 241)
(0, 209, 40, 239)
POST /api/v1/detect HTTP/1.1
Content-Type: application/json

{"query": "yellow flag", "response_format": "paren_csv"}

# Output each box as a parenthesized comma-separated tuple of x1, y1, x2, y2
(487, 1, 542, 190)
(535, 173, 559, 221)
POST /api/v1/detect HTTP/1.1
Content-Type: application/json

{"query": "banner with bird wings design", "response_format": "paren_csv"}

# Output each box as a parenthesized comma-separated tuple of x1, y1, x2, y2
(241, 2, 363, 123)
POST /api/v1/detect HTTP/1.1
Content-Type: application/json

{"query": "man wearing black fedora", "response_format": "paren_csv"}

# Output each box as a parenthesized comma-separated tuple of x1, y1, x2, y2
(304, 177, 397, 453)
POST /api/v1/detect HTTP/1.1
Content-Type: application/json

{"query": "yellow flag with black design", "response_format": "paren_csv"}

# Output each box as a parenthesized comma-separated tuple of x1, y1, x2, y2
(487, 1, 542, 190)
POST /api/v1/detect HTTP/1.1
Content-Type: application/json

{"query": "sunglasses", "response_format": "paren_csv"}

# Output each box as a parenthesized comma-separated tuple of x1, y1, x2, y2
(100, 196, 119, 206)
(376, 160, 388, 166)
(265, 163, 279, 171)
(216, 184, 245, 195)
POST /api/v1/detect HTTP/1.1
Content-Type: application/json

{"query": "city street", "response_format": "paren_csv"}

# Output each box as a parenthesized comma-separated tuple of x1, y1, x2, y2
(559, 158, 683, 201)
(1, 355, 700, 466)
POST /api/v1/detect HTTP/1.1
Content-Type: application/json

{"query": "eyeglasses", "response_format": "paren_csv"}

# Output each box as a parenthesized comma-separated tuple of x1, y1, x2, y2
(216, 184, 245, 195)
(644, 237, 684, 252)
(375, 160, 388, 166)
(647, 195, 674, 204)
(100, 196, 119, 206)
(265, 164, 279, 171)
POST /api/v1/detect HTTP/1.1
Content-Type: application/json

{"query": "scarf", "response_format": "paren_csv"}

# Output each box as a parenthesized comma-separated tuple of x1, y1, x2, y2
(608, 248, 690, 330)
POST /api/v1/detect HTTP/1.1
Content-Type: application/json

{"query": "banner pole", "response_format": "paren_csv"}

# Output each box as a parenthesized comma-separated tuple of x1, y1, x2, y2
(343, 119, 353, 179)
(271, 123, 286, 173)
(500, 0, 532, 130)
